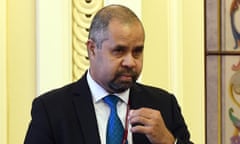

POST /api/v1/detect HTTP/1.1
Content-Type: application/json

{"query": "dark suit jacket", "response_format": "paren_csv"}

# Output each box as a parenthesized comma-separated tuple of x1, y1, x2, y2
(24, 73, 193, 144)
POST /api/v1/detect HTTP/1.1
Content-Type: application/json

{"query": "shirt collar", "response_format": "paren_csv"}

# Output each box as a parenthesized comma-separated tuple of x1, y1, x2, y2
(86, 70, 129, 104)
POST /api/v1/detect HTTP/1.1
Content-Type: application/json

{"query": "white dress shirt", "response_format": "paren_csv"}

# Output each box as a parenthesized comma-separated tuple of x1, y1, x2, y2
(87, 71, 133, 144)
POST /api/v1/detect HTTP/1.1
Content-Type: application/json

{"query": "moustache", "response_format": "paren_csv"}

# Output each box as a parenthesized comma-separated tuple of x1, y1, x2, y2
(116, 69, 138, 78)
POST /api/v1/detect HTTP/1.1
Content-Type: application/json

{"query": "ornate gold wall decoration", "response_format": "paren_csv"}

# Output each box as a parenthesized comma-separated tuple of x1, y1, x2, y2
(72, 0, 103, 81)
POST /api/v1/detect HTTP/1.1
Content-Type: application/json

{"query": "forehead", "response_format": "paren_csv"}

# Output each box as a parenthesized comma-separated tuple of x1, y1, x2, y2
(107, 19, 145, 41)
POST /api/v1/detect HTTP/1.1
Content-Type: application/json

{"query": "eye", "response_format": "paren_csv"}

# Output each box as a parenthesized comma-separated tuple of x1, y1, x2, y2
(115, 48, 124, 53)
(133, 46, 143, 58)
(112, 46, 126, 56)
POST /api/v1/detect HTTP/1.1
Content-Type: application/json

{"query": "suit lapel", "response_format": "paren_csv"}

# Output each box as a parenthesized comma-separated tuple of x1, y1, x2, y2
(70, 75, 151, 144)
(72, 74, 101, 144)
(129, 84, 151, 144)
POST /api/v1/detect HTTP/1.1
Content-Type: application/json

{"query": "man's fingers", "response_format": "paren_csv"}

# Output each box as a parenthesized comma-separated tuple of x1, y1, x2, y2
(128, 107, 159, 119)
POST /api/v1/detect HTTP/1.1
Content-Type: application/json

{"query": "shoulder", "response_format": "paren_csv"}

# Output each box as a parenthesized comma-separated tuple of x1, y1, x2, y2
(133, 82, 174, 99)
(37, 82, 77, 101)
(130, 83, 179, 110)
(30, 81, 84, 119)
(33, 78, 87, 109)
(37, 73, 88, 102)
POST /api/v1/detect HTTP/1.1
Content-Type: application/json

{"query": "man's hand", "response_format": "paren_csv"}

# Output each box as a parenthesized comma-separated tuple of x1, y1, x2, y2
(128, 108, 175, 144)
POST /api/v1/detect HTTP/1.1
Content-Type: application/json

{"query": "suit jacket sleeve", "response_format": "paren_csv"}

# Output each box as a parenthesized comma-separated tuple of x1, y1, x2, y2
(130, 83, 193, 144)
(24, 98, 54, 144)
(170, 95, 193, 144)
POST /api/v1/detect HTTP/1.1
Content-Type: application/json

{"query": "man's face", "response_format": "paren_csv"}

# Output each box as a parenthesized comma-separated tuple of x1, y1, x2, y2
(88, 19, 145, 93)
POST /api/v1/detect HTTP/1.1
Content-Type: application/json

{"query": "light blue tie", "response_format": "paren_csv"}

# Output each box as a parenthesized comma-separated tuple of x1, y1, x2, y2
(103, 95, 127, 144)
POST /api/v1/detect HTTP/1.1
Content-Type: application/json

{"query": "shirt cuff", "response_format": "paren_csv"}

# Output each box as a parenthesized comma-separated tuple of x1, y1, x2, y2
(174, 138, 178, 144)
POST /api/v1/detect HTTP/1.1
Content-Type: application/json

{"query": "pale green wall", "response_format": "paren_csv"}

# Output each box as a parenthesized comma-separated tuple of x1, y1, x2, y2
(142, 1, 204, 143)
(0, 1, 205, 143)
(4, 0, 36, 143)
(141, 1, 170, 89)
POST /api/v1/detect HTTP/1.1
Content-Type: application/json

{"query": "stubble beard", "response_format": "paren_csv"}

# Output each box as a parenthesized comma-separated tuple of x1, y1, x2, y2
(108, 70, 139, 93)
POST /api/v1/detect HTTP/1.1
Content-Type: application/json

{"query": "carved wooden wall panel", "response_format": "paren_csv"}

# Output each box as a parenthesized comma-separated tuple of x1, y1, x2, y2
(72, 0, 103, 81)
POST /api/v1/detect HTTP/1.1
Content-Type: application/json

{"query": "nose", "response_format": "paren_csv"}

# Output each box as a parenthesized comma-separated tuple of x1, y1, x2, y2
(122, 54, 136, 68)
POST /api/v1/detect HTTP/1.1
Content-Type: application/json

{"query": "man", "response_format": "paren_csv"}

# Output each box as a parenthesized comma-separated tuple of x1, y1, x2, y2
(24, 4, 193, 144)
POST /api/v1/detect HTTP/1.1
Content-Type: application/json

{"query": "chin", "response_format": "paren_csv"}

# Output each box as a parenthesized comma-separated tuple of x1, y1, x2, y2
(110, 82, 135, 93)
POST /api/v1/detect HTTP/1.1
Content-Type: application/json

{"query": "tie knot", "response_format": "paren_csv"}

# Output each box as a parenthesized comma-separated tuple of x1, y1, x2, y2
(103, 95, 120, 108)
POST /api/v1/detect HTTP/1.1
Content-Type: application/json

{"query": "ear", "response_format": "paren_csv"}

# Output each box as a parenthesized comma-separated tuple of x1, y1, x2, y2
(86, 39, 96, 59)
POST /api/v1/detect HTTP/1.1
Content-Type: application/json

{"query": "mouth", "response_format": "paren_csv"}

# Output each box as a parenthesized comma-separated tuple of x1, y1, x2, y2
(119, 74, 133, 81)
(116, 70, 138, 83)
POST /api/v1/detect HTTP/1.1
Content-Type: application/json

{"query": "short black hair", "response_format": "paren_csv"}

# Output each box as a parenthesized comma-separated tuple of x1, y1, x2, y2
(88, 4, 143, 48)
